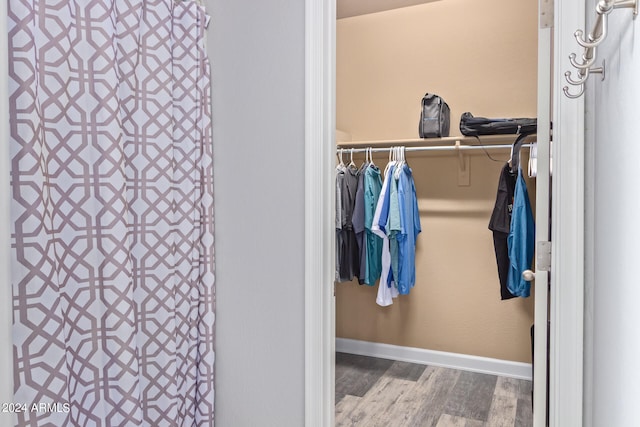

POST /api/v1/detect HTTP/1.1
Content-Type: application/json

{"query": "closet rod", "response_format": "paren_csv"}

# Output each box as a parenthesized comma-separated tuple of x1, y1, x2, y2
(336, 144, 529, 154)
(335, 134, 536, 148)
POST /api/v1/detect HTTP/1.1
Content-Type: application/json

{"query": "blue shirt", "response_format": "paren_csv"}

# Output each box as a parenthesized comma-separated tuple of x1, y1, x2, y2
(396, 165, 421, 295)
(375, 164, 395, 235)
(507, 169, 535, 297)
(387, 172, 401, 287)
(375, 164, 395, 287)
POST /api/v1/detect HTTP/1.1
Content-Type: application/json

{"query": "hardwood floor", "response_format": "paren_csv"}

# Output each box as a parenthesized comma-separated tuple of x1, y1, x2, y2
(335, 353, 532, 427)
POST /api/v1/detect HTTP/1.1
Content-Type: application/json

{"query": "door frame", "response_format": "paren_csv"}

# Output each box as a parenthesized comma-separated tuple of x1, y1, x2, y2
(303, 1, 586, 426)
(304, 0, 336, 426)
(551, 0, 587, 425)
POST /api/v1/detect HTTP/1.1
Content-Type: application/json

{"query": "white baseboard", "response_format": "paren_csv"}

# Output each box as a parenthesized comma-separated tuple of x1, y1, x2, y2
(336, 338, 532, 381)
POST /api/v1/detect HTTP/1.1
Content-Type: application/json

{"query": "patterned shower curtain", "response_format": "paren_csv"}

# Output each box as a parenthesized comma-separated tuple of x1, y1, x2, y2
(7, 0, 215, 425)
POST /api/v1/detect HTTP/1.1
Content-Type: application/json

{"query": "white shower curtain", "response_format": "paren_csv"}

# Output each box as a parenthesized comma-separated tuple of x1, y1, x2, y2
(7, 0, 215, 425)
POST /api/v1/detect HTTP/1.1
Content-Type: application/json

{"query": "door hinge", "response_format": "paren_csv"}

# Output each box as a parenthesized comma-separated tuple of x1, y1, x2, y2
(537, 241, 552, 272)
(540, 0, 554, 28)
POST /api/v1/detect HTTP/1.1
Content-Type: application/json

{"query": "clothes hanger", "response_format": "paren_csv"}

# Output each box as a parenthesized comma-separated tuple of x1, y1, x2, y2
(361, 147, 367, 167)
(348, 148, 357, 169)
(528, 142, 537, 178)
(337, 148, 345, 168)
(509, 133, 530, 174)
(392, 147, 397, 179)
(394, 146, 406, 180)
(383, 146, 395, 177)
(368, 147, 377, 168)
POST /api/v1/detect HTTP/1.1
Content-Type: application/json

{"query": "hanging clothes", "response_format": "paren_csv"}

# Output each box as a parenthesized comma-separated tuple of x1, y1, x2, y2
(352, 160, 370, 285)
(395, 164, 422, 295)
(335, 163, 360, 282)
(507, 168, 535, 297)
(488, 163, 518, 300)
(335, 147, 421, 303)
(388, 170, 401, 288)
(362, 165, 384, 285)
(372, 161, 399, 306)
(335, 164, 344, 281)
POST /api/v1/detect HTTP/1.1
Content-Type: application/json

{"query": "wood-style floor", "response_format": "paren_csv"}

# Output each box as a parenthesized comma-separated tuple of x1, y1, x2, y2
(335, 352, 532, 427)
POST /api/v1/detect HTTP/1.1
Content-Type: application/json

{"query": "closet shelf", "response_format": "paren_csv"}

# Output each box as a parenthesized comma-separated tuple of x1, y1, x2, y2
(336, 134, 536, 149)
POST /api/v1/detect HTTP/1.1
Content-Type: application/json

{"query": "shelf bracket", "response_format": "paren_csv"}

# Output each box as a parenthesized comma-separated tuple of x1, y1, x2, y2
(455, 140, 470, 186)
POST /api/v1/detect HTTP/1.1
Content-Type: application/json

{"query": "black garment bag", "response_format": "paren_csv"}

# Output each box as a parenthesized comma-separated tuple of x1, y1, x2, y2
(459, 112, 537, 136)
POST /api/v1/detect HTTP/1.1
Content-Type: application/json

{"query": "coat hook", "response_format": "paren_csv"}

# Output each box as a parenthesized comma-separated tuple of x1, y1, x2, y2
(565, 68, 590, 86)
(569, 52, 597, 69)
(563, 60, 605, 99)
(565, 60, 606, 86)
(563, 84, 585, 99)
(574, 21, 608, 49)
(563, 0, 635, 99)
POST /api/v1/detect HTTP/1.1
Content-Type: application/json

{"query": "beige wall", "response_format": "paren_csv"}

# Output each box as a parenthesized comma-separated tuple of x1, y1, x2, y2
(336, 0, 538, 363)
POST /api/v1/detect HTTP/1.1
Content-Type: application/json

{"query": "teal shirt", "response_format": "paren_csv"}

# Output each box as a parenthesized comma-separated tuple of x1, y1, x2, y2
(363, 165, 383, 285)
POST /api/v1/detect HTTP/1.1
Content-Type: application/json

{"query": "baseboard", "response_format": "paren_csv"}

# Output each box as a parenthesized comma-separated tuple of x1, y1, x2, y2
(336, 338, 532, 381)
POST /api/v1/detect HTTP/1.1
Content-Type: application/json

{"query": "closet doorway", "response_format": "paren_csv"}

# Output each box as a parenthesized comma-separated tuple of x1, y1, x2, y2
(304, 0, 586, 425)
(331, 0, 550, 426)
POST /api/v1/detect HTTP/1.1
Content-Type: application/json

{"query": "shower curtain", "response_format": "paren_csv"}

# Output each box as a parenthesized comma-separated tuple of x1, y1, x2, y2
(7, 0, 215, 425)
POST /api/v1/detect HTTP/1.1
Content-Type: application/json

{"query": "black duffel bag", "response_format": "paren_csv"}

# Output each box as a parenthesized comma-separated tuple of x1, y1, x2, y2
(459, 112, 537, 136)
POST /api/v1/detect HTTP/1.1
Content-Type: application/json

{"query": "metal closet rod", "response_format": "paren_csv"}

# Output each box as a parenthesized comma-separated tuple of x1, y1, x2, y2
(336, 144, 528, 154)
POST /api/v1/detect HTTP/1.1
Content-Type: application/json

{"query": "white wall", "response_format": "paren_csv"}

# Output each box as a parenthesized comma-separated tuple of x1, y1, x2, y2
(584, 4, 640, 426)
(208, 1, 306, 426)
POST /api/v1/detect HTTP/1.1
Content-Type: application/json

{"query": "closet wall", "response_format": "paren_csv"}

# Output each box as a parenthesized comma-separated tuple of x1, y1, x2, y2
(336, 0, 538, 363)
